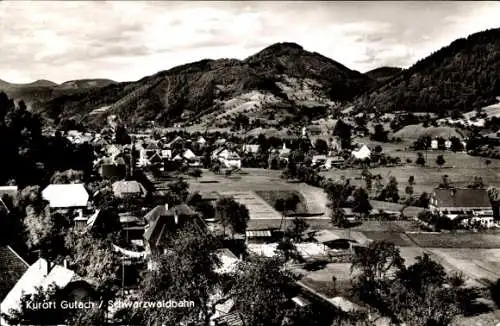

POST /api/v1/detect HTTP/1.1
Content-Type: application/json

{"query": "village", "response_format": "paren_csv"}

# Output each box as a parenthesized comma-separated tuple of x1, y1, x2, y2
(2, 108, 500, 326)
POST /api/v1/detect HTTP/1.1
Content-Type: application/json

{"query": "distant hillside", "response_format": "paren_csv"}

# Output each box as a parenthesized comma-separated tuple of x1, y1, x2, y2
(354, 28, 500, 116)
(14, 42, 374, 127)
(0, 78, 117, 112)
(365, 67, 402, 83)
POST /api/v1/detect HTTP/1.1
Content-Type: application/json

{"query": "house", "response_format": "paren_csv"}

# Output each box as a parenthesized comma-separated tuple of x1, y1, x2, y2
(0, 186, 18, 200)
(143, 204, 202, 257)
(311, 155, 327, 167)
(279, 143, 291, 161)
(444, 139, 452, 150)
(182, 149, 197, 161)
(112, 180, 147, 199)
(242, 144, 260, 154)
(197, 136, 207, 146)
(1, 258, 94, 325)
(323, 156, 344, 170)
(0, 246, 29, 301)
(329, 136, 342, 153)
(42, 184, 89, 218)
(212, 148, 241, 169)
(429, 188, 495, 227)
(161, 149, 172, 159)
(351, 144, 371, 160)
(431, 139, 439, 150)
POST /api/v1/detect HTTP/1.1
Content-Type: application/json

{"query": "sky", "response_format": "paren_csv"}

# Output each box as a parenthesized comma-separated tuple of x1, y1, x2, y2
(1, 1, 499, 84)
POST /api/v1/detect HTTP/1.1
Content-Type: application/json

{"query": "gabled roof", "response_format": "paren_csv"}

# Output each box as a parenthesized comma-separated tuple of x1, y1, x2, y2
(42, 184, 89, 208)
(0, 186, 18, 199)
(1, 258, 79, 322)
(432, 188, 491, 208)
(112, 181, 147, 197)
(144, 204, 198, 243)
(212, 147, 227, 157)
(351, 144, 371, 159)
(183, 149, 196, 160)
(0, 246, 29, 301)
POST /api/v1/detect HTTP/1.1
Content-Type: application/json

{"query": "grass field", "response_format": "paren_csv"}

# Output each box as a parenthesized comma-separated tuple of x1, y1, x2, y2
(406, 233, 500, 249)
(320, 149, 500, 195)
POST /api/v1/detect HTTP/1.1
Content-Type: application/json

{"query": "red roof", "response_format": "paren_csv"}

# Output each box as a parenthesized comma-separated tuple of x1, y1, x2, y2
(432, 188, 491, 208)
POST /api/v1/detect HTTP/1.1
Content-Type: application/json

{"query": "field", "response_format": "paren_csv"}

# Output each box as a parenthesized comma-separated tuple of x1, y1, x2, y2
(320, 148, 500, 195)
(406, 232, 500, 249)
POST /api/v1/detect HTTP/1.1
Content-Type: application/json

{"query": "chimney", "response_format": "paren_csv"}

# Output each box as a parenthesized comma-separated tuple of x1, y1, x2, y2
(63, 259, 68, 269)
(78, 209, 83, 219)
(164, 203, 169, 212)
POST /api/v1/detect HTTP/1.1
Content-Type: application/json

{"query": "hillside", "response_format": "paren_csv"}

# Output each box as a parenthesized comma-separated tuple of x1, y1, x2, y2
(364, 67, 402, 83)
(1, 42, 374, 128)
(354, 28, 500, 116)
(0, 78, 117, 112)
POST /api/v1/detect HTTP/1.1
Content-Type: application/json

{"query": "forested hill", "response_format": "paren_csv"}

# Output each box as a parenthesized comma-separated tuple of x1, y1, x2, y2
(364, 67, 402, 83)
(1, 42, 374, 128)
(353, 28, 500, 115)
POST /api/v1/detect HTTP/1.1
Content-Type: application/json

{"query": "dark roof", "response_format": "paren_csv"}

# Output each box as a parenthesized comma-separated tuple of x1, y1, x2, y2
(143, 204, 198, 242)
(0, 246, 29, 300)
(433, 188, 491, 208)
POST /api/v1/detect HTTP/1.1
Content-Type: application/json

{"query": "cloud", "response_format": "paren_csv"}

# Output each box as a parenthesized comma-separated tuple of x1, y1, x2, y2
(0, 1, 499, 83)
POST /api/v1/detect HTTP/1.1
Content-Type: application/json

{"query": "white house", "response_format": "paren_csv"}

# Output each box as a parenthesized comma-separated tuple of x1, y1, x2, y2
(42, 184, 89, 218)
(212, 148, 241, 169)
(431, 139, 439, 150)
(1, 258, 87, 325)
(351, 145, 371, 160)
(197, 136, 207, 146)
(242, 144, 260, 154)
(182, 149, 197, 160)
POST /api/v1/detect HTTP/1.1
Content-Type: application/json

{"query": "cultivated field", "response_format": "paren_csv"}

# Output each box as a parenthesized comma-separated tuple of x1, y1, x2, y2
(320, 149, 500, 195)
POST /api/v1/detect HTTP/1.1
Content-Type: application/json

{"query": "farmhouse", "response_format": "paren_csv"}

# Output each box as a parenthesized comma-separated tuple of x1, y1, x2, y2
(351, 144, 371, 160)
(429, 188, 495, 227)
(1, 258, 94, 325)
(143, 204, 202, 257)
(212, 147, 242, 169)
(242, 144, 260, 154)
(42, 183, 89, 218)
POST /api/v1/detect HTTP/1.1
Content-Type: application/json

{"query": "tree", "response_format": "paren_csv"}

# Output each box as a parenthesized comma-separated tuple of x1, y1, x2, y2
(314, 138, 328, 154)
(380, 176, 399, 202)
(371, 124, 389, 142)
(64, 232, 121, 303)
(230, 257, 297, 326)
(416, 152, 426, 167)
(215, 197, 250, 239)
(351, 187, 372, 218)
(468, 176, 484, 189)
(330, 208, 347, 227)
(50, 169, 85, 184)
(166, 177, 189, 205)
(2, 284, 68, 325)
(137, 224, 221, 326)
(397, 253, 447, 295)
(275, 237, 300, 262)
(488, 186, 500, 220)
(284, 194, 300, 213)
(351, 240, 405, 281)
(274, 198, 285, 212)
(287, 217, 309, 242)
(436, 155, 446, 169)
(24, 206, 70, 260)
(439, 175, 451, 188)
(333, 119, 352, 149)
